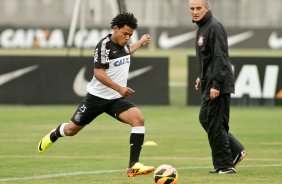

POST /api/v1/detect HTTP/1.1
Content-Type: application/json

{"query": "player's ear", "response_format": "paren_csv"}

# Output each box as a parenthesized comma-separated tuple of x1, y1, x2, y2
(113, 25, 119, 33)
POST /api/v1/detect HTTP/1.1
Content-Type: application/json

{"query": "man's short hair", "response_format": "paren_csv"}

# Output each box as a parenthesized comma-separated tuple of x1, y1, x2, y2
(111, 12, 138, 30)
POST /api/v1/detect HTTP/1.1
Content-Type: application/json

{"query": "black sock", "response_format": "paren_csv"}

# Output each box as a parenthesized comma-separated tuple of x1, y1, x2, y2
(129, 133, 144, 167)
(49, 124, 63, 142)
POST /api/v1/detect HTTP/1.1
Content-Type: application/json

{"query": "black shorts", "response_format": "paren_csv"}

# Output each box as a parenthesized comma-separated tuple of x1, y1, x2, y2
(71, 93, 136, 126)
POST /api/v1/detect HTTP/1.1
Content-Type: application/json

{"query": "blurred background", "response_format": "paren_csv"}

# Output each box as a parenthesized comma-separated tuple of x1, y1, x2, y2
(1, 2, 282, 183)
(1, 0, 282, 28)
(0, 0, 282, 106)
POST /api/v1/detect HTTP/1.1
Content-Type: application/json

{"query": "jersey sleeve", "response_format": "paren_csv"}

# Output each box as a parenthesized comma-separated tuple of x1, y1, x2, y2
(93, 39, 110, 69)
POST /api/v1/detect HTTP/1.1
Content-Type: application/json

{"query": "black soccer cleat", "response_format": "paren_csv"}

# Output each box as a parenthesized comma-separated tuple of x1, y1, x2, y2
(209, 167, 236, 174)
(233, 150, 247, 168)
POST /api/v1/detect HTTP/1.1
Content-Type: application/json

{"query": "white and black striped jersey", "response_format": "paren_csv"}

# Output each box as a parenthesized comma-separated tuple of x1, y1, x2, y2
(87, 34, 131, 99)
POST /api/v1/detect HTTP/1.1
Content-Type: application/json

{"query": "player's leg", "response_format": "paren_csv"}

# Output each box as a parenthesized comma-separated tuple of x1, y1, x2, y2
(199, 100, 220, 170)
(107, 98, 155, 177)
(38, 93, 102, 153)
(119, 107, 145, 166)
(229, 133, 247, 168)
(207, 94, 235, 174)
(223, 94, 247, 167)
(118, 107, 155, 177)
(38, 121, 84, 152)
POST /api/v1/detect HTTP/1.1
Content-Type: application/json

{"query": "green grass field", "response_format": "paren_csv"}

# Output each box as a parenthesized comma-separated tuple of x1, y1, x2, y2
(0, 105, 282, 184)
(1, 48, 282, 183)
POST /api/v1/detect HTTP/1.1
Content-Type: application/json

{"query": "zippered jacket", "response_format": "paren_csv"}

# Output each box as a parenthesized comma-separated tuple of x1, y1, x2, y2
(195, 10, 235, 100)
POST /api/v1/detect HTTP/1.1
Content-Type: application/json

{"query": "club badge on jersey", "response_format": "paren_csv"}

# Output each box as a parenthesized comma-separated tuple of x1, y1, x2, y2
(198, 35, 205, 46)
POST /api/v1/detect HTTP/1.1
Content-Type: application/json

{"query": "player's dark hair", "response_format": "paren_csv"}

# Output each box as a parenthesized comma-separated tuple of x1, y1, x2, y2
(111, 12, 138, 30)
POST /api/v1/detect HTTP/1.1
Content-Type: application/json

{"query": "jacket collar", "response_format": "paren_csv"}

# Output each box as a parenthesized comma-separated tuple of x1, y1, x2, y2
(194, 10, 212, 27)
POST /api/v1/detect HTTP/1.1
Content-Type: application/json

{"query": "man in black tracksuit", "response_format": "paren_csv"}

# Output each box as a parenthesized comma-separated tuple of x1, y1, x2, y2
(189, 0, 247, 174)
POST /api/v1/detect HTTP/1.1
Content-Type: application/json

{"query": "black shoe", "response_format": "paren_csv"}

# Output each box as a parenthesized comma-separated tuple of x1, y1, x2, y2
(209, 168, 236, 174)
(209, 168, 220, 174)
(233, 150, 247, 168)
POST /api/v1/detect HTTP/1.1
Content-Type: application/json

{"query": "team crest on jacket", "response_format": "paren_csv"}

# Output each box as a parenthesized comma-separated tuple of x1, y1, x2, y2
(198, 35, 204, 46)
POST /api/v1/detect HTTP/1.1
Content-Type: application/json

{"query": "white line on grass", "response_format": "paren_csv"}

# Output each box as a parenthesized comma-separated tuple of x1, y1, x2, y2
(0, 169, 124, 182)
(1, 164, 282, 182)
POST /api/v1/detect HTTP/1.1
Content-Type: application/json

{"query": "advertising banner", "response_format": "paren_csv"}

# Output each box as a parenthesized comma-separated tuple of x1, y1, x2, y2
(156, 28, 282, 49)
(187, 56, 282, 106)
(1, 27, 282, 49)
(0, 27, 149, 49)
(0, 56, 168, 105)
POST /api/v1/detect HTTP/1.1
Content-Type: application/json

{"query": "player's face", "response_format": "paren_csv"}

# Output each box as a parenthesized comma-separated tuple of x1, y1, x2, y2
(189, 0, 209, 22)
(113, 25, 134, 46)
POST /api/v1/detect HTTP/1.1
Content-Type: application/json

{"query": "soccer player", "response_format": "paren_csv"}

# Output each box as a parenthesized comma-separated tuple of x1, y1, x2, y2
(38, 12, 155, 178)
(189, 0, 247, 174)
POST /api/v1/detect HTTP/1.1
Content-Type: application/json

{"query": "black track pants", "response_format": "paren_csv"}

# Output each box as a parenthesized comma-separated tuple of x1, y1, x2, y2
(199, 93, 244, 169)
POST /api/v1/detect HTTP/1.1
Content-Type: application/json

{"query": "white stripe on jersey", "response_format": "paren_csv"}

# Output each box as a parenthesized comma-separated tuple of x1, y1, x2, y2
(100, 37, 110, 64)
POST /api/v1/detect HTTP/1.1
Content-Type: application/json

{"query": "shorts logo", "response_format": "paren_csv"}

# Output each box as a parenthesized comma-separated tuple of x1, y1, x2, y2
(198, 35, 204, 46)
(75, 104, 87, 123)
(74, 112, 82, 122)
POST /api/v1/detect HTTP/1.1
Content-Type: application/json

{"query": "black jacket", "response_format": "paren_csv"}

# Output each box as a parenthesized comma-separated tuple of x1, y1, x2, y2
(195, 11, 234, 100)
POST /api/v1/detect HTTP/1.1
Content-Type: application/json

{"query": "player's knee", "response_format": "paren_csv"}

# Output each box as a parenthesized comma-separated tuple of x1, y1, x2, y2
(135, 115, 145, 126)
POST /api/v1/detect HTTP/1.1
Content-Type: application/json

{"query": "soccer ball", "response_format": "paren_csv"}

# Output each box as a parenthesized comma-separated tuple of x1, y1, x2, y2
(154, 164, 178, 184)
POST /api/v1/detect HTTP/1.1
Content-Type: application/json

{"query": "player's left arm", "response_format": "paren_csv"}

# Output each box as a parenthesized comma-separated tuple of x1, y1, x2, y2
(130, 34, 151, 54)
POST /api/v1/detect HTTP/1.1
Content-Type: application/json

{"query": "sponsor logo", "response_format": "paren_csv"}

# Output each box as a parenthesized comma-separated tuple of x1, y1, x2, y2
(113, 57, 130, 67)
(228, 31, 254, 47)
(0, 29, 64, 48)
(0, 28, 140, 49)
(73, 66, 153, 97)
(232, 65, 280, 99)
(268, 31, 282, 49)
(0, 65, 39, 86)
(0, 28, 111, 48)
(73, 66, 89, 97)
(127, 66, 153, 80)
(158, 30, 254, 49)
(158, 31, 196, 49)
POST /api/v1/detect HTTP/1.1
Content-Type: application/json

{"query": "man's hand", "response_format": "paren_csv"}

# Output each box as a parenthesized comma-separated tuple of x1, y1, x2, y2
(118, 86, 135, 97)
(195, 77, 201, 91)
(210, 88, 220, 100)
(140, 34, 151, 46)
(130, 34, 151, 54)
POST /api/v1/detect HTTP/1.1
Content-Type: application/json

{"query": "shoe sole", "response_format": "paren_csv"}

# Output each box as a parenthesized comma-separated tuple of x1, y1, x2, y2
(218, 170, 236, 174)
(234, 152, 247, 168)
(127, 167, 155, 178)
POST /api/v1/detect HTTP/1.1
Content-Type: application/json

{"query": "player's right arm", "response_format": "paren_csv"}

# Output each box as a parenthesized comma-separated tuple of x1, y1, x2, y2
(93, 38, 134, 97)
(94, 68, 134, 96)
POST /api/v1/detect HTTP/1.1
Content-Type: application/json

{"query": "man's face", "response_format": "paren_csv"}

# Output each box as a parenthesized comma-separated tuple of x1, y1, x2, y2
(113, 25, 134, 46)
(189, 0, 209, 22)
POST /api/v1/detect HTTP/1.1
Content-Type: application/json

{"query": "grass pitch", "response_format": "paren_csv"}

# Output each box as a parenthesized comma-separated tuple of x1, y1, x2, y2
(1, 48, 282, 183)
(0, 105, 282, 184)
